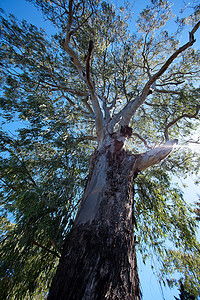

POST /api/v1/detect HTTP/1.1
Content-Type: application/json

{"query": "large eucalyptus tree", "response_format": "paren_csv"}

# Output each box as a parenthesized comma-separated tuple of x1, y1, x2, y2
(1, 0, 200, 299)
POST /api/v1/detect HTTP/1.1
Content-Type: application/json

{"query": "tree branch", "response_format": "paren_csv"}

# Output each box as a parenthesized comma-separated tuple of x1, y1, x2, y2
(164, 105, 199, 140)
(84, 40, 104, 141)
(137, 139, 178, 171)
(31, 239, 61, 258)
(132, 133, 153, 149)
(0, 178, 17, 191)
(156, 80, 185, 86)
(62, 1, 104, 142)
(109, 21, 200, 130)
(153, 88, 181, 95)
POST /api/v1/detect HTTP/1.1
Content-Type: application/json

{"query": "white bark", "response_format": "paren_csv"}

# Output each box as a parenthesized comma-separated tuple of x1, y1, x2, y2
(137, 139, 178, 171)
(75, 154, 107, 225)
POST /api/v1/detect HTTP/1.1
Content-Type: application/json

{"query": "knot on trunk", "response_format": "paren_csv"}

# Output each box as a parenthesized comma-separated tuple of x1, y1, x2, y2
(120, 125, 132, 138)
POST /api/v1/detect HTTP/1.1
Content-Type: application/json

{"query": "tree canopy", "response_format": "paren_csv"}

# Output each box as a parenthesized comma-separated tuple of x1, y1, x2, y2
(0, 0, 200, 298)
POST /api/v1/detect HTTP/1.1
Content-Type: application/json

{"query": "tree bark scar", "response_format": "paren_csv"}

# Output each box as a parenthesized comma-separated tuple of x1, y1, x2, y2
(112, 125, 133, 153)
(120, 125, 133, 138)
(114, 139, 124, 153)
(48, 151, 141, 299)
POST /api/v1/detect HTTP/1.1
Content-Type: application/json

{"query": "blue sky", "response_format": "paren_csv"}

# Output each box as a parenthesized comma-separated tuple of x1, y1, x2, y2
(0, 0, 199, 299)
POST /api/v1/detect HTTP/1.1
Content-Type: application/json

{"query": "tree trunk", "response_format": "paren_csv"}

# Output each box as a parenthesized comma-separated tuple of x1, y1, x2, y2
(48, 137, 141, 299)
(48, 127, 176, 299)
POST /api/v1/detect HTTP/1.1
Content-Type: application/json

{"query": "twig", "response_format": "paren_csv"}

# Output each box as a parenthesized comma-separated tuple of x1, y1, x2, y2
(31, 239, 61, 258)
(164, 105, 199, 141)
(0, 178, 17, 191)
(132, 133, 153, 149)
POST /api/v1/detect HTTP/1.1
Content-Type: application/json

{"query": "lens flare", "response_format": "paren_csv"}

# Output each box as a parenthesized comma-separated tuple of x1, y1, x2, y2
(174, 142, 200, 153)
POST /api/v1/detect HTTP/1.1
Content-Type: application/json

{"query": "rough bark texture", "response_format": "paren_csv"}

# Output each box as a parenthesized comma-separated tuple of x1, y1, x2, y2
(48, 138, 141, 300)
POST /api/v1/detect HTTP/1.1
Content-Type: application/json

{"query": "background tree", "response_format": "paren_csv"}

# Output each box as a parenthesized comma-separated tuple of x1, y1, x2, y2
(174, 280, 196, 300)
(0, 0, 200, 299)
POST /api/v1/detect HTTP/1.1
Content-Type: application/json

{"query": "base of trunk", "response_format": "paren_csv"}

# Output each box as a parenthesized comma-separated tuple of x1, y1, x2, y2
(48, 222, 140, 300)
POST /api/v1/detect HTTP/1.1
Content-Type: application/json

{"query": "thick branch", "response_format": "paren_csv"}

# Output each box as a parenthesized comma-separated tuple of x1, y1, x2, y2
(137, 139, 178, 171)
(63, 1, 104, 141)
(110, 21, 200, 130)
(164, 105, 200, 140)
(84, 40, 104, 139)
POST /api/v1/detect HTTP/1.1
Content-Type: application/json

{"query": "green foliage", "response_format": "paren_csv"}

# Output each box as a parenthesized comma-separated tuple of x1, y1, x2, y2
(135, 167, 200, 294)
(0, 11, 94, 296)
(0, 0, 200, 298)
(0, 126, 92, 298)
(194, 197, 200, 221)
(174, 281, 197, 300)
(135, 168, 197, 252)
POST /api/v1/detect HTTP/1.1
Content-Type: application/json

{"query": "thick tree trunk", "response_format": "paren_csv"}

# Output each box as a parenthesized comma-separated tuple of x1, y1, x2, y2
(48, 127, 176, 299)
(48, 138, 141, 299)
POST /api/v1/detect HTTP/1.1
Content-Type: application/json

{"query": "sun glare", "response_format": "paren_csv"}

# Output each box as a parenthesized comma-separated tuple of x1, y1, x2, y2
(174, 142, 200, 153)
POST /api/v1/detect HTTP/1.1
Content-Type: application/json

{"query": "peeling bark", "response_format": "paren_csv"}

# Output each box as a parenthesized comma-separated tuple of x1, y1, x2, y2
(48, 132, 176, 299)
(48, 136, 141, 299)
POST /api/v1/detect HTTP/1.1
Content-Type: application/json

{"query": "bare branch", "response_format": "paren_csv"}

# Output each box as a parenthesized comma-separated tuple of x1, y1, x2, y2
(187, 137, 200, 144)
(164, 105, 200, 140)
(109, 21, 200, 130)
(99, 95, 110, 122)
(85, 40, 94, 87)
(153, 88, 181, 95)
(62, 1, 104, 142)
(142, 32, 152, 80)
(137, 139, 178, 171)
(145, 39, 196, 89)
(48, 85, 89, 97)
(82, 97, 95, 116)
(108, 93, 118, 111)
(132, 133, 153, 149)
(82, 135, 97, 141)
(63, 0, 85, 80)
(190, 21, 200, 40)
(156, 81, 185, 86)
(84, 40, 104, 140)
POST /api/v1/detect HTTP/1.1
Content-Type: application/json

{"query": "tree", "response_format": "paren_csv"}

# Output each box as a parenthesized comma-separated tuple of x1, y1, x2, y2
(174, 281, 196, 300)
(0, 0, 200, 298)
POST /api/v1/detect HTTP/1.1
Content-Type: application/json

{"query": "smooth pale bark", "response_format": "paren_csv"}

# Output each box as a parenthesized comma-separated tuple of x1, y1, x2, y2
(48, 132, 176, 300)
(137, 139, 178, 171)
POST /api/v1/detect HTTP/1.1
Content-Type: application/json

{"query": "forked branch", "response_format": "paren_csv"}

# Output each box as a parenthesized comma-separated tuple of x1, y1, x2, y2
(63, 0, 104, 141)
(109, 21, 200, 130)
(164, 105, 200, 141)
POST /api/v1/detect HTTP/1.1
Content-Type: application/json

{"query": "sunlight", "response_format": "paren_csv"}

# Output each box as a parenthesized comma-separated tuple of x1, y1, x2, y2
(174, 142, 200, 153)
